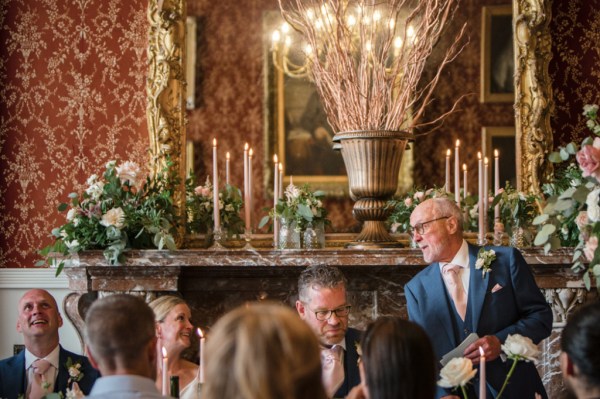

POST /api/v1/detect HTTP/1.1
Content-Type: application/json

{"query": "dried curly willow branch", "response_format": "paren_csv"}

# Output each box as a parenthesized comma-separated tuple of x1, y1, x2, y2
(278, 0, 467, 135)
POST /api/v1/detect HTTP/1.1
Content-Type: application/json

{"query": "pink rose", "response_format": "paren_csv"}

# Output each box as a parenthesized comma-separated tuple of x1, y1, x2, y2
(575, 211, 589, 230)
(194, 186, 211, 197)
(404, 197, 413, 207)
(576, 138, 600, 180)
(414, 191, 425, 202)
(583, 236, 598, 261)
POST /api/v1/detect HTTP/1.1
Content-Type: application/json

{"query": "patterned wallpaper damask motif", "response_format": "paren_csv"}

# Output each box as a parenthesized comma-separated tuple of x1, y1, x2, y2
(0, 0, 149, 267)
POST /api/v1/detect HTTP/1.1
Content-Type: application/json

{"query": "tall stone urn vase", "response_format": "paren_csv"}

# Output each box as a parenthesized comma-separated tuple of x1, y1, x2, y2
(334, 130, 414, 248)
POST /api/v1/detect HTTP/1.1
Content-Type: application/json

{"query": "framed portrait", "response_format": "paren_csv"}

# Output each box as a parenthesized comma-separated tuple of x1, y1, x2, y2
(263, 12, 348, 196)
(480, 5, 514, 103)
(482, 126, 517, 189)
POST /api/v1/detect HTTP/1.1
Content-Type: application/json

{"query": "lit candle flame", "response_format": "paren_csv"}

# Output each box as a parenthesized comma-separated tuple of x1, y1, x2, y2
(484, 157, 489, 165)
(479, 346, 484, 357)
(456, 139, 460, 147)
(197, 327, 204, 338)
(463, 163, 467, 171)
(477, 151, 482, 160)
(278, 163, 283, 171)
(212, 138, 217, 147)
(446, 149, 451, 157)
(162, 346, 167, 358)
(244, 142, 249, 151)
(274, 154, 278, 164)
(249, 148, 253, 157)
(226, 152, 230, 160)
(494, 149, 499, 157)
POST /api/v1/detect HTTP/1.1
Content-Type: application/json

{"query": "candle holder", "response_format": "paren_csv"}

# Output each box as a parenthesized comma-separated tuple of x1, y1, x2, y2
(242, 227, 254, 250)
(209, 227, 226, 250)
(477, 235, 488, 246)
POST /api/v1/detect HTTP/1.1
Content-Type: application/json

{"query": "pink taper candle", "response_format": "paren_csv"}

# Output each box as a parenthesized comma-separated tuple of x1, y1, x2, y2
(197, 328, 205, 383)
(445, 149, 451, 191)
(249, 148, 254, 229)
(273, 154, 279, 247)
(244, 143, 250, 232)
(225, 151, 230, 185)
(463, 163, 468, 197)
(494, 149, 500, 220)
(278, 163, 283, 199)
(484, 156, 489, 231)
(479, 346, 486, 399)
(212, 138, 221, 231)
(454, 140, 460, 204)
(478, 152, 484, 243)
(161, 347, 168, 395)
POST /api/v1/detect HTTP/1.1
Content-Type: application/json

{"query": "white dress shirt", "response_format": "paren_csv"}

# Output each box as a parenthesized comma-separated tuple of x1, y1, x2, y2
(25, 345, 60, 394)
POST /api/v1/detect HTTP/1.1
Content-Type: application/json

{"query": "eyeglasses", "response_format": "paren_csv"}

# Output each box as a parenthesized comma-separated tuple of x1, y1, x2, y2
(409, 216, 449, 238)
(305, 304, 352, 321)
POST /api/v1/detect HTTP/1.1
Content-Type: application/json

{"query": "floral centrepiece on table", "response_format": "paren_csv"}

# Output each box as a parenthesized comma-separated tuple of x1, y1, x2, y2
(186, 175, 244, 239)
(40, 160, 179, 274)
(534, 104, 600, 289)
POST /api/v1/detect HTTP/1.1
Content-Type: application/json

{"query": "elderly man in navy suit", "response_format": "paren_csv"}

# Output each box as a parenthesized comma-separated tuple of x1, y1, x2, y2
(0, 289, 98, 398)
(296, 265, 362, 398)
(405, 198, 552, 399)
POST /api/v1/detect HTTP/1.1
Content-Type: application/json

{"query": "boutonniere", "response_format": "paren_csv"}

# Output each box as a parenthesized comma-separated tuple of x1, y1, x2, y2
(65, 357, 84, 384)
(476, 248, 496, 278)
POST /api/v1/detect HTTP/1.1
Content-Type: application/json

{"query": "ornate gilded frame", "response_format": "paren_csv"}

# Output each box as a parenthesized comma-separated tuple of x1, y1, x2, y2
(513, 0, 553, 195)
(147, 0, 187, 245)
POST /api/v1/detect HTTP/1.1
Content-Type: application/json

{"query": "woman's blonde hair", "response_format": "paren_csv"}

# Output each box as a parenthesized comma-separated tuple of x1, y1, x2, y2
(148, 295, 187, 322)
(203, 302, 327, 399)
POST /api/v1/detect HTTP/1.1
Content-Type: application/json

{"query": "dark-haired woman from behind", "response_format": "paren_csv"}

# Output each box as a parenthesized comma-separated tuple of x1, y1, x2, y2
(347, 317, 438, 399)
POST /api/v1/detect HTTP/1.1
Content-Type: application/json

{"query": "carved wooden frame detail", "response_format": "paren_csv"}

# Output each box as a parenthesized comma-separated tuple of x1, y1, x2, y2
(513, 0, 553, 195)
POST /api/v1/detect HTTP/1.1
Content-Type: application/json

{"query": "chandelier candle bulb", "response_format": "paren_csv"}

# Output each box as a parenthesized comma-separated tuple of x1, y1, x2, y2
(455, 140, 460, 204)
(162, 347, 168, 395)
(197, 328, 205, 383)
(445, 149, 451, 192)
(463, 163, 468, 197)
(212, 139, 221, 231)
(225, 152, 230, 185)
(484, 157, 489, 230)
(244, 144, 250, 232)
(494, 150, 500, 220)
(478, 152, 484, 243)
(479, 346, 486, 399)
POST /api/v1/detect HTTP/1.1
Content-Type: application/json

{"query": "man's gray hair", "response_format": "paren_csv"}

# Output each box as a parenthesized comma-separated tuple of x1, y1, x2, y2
(85, 294, 155, 370)
(298, 265, 347, 302)
(431, 197, 464, 233)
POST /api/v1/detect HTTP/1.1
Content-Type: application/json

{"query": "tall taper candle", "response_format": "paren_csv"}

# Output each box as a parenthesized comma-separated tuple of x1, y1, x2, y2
(494, 149, 500, 220)
(273, 154, 279, 247)
(244, 143, 250, 232)
(445, 149, 451, 191)
(162, 347, 168, 395)
(225, 152, 230, 185)
(278, 163, 283, 199)
(454, 140, 460, 204)
(249, 148, 254, 229)
(479, 346, 486, 399)
(197, 328, 205, 383)
(463, 163, 468, 197)
(212, 138, 221, 231)
(478, 152, 484, 243)
(484, 156, 489, 232)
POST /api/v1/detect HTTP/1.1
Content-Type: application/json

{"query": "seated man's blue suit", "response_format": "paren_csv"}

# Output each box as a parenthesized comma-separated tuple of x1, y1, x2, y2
(405, 244, 552, 399)
(0, 345, 99, 398)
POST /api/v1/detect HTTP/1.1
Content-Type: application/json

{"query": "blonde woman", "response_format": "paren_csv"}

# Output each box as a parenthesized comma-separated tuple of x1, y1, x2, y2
(149, 295, 199, 399)
(202, 302, 327, 399)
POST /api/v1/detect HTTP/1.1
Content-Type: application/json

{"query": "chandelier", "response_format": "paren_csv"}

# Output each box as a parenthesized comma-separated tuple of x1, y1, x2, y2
(271, 2, 416, 80)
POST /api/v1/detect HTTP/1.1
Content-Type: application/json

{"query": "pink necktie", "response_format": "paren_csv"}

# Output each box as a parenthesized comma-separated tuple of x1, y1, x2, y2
(321, 345, 344, 397)
(442, 264, 467, 321)
(29, 358, 53, 399)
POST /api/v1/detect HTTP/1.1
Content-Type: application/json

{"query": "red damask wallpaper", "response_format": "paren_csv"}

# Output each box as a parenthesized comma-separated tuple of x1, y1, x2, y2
(1, 0, 598, 267)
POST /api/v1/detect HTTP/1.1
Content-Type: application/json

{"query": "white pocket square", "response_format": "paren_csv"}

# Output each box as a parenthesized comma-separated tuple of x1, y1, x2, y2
(491, 283, 503, 293)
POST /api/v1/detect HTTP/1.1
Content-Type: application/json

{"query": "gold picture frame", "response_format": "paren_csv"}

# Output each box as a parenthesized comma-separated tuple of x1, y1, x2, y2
(481, 5, 514, 103)
(263, 12, 348, 197)
(482, 126, 517, 189)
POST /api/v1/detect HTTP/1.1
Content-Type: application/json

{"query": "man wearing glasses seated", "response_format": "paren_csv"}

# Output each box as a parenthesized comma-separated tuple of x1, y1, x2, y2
(296, 265, 361, 398)
(405, 197, 552, 399)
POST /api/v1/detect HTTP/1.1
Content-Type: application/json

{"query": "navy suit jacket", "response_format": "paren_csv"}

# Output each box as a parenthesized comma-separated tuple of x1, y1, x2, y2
(405, 244, 552, 399)
(0, 345, 99, 398)
(333, 327, 362, 398)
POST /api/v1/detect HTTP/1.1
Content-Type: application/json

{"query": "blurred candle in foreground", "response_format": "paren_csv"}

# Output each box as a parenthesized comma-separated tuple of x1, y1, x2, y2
(162, 347, 168, 395)
(454, 140, 460, 204)
(197, 328, 205, 383)
(479, 346, 486, 399)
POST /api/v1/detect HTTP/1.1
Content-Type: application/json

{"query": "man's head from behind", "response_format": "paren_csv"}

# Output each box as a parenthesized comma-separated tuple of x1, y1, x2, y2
(16, 289, 63, 348)
(85, 294, 157, 377)
(296, 265, 350, 346)
(560, 300, 600, 397)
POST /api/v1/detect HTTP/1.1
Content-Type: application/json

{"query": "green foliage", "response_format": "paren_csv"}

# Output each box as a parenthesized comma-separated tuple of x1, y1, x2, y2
(387, 187, 452, 233)
(491, 183, 540, 236)
(39, 160, 180, 275)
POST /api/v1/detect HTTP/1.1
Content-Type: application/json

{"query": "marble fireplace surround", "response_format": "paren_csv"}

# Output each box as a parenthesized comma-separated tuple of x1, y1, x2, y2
(64, 245, 595, 398)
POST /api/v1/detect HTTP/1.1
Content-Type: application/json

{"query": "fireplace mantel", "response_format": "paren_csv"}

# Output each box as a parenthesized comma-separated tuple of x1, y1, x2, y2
(63, 246, 595, 398)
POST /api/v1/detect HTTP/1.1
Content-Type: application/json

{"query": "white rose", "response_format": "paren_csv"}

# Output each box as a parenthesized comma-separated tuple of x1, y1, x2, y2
(65, 240, 79, 250)
(316, 199, 322, 208)
(68, 366, 81, 378)
(86, 174, 98, 186)
(100, 207, 126, 229)
(116, 161, 142, 187)
(501, 334, 540, 362)
(585, 188, 600, 222)
(225, 204, 234, 212)
(86, 181, 105, 200)
(285, 184, 301, 200)
(66, 208, 78, 221)
(475, 258, 485, 269)
(437, 357, 477, 388)
(73, 218, 80, 227)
